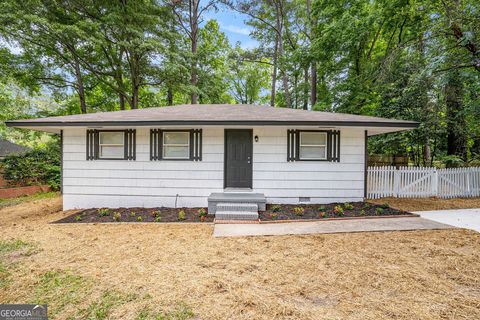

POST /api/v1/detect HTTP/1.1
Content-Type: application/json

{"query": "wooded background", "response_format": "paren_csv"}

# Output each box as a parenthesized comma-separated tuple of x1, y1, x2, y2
(0, 0, 479, 167)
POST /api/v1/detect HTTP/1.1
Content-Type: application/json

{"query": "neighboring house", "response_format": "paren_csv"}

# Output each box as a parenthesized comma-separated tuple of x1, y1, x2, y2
(6, 104, 418, 219)
(0, 138, 29, 160)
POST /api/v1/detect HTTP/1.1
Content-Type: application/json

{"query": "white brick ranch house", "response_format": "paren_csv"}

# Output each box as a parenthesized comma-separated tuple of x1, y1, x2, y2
(7, 104, 417, 218)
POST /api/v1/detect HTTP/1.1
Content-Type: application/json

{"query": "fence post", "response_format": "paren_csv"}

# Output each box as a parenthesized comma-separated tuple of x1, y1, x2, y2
(466, 168, 471, 197)
(432, 168, 438, 197)
(393, 168, 399, 197)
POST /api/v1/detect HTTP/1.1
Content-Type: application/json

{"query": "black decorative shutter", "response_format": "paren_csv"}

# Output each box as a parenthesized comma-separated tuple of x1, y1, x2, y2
(86, 129, 98, 160)
(287, 130, 297, 161)
(150, 129, 162, 160)
(328, 130, 341, 162)
(192, 129, 202, 161)
(125, 129, 136, 160)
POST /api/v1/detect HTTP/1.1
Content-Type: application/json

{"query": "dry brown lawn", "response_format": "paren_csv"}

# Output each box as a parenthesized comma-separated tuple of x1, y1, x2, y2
(369, 197, 480, 212)
(0, 196, 480, 319)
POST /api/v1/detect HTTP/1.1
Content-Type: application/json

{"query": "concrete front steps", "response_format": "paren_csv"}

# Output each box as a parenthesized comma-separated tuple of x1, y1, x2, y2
(208, 192, 266, 222)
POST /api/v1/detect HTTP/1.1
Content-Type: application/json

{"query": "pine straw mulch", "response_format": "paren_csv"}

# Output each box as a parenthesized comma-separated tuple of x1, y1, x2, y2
(369, 197, 480, 212)
(1, 196, 480, 319)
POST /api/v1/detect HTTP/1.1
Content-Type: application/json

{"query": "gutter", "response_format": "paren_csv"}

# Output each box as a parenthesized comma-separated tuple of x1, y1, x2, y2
(5, 120, 420, 128)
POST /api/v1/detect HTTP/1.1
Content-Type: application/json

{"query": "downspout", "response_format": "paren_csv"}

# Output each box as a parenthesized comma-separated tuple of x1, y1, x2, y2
(364, 130, 368, 199)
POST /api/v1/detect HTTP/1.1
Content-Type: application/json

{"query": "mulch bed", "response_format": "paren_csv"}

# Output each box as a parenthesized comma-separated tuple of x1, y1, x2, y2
(55, 202, 412, 224)
(259, 202, 412, 221)
(55, 207, 213, 223)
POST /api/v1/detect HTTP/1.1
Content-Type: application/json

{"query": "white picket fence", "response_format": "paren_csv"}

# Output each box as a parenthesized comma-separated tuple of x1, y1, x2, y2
(367, 166, 480, 199)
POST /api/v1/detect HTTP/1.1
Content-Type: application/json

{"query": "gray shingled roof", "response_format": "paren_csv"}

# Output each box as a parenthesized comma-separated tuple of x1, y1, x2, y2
(0, 139, 29, 157)
(6, 104, 418, 128)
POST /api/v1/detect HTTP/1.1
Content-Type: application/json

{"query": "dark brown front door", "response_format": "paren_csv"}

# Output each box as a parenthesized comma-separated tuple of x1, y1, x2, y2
(224, 129, 253, 188)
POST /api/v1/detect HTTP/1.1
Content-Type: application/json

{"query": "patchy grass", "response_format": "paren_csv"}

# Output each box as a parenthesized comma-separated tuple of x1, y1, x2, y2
(0, 240, 36, 256)
(136, 304, 194, 320)
(79, 291, 138, 320)
(370, 196, 480, 211)
(0, 192, 59, 209)
(0, 240, 37, 288)
(1, 195, 480, 319)
(31, 271, 91, 317)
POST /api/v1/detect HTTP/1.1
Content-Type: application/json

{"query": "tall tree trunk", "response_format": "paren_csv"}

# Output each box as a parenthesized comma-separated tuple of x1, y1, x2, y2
(270, 34, 278, 107)
(167, 87, 174, 105)
(129, 53, 140, 109)
(306, 0, 317, 106)
(423, 138, 431, 166)
(293, 72, 298, 108)
(73, 59, 87, 114)
(445, 68, 467, 160)
(190, 0, 199, 104)
(303, 66, 308, 110)
(274, 2, 291, 108)
(119, 94, 126, 110)
(191, 39, 198, 104)
(310, 63, 317, 106)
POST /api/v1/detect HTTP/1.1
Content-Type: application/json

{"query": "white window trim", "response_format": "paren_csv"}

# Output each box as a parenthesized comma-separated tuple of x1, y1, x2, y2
(98, 131, 125, 159)
(162, 131, 190, 159)
(299, 132, 328, 160)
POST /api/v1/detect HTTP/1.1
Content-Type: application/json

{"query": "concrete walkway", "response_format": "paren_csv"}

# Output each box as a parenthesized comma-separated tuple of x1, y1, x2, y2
(213, 217, 453, 237)
(414, 208, 480, 232)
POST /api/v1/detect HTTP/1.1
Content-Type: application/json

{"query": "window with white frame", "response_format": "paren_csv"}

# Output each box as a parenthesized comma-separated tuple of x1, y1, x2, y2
(98, 131, 125, 159)
(299, 131, 327, 160)
(162, 131, 190, 159)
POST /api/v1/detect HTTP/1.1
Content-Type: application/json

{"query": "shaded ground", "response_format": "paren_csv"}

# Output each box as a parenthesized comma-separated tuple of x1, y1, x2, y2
(260, 202, 411, 221)
(369, 197, 480, 211)
(1, 196, 480, 319)
(0, 191, 58, 209)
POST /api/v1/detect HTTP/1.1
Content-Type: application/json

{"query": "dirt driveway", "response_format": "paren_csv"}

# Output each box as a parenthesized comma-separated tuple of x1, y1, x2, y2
(1, 196, 480, 319)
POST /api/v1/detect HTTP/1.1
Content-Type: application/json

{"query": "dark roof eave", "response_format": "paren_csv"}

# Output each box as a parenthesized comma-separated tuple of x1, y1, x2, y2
(5, 120, 419, 128)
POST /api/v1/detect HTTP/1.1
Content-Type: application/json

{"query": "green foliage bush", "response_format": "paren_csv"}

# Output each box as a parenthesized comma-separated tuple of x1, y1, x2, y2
(2, 141, 60, 190)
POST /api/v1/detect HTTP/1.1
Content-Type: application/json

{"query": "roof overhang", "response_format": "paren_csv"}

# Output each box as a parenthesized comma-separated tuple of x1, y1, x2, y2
(6, 120, 418, 136)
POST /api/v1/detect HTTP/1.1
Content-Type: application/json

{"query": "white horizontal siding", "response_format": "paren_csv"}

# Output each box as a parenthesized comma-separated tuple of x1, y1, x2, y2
(251, 127, 365, 201)
(63, 127, 224, 209)
(62, 126, 366, 209)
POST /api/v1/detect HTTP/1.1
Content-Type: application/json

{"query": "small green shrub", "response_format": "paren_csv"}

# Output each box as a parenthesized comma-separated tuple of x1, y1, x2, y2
(360, 210, 366, 216)
(333, 205, 344, 216)
(129, 211, 136, 217)
(375, 207, 384, 214)
(363, 203, 371, 209)
(344, 203, 354, 210)
(319, 211, 327, 218)
(136, 216, 142, 222)
(271, 205, 281, 213)
(293, 207, 305, 216)
(380, 203, 390, 209)
(178, 210, 186, 221)
(154, 216, 161, 222)
(151, 210, 161, 218)
(319, 206, 326, 211)
(112, 212, 121, 222)
(197, 208, 207, 217)
(98, 208, 110, 217)
(74, 215, 82, 221)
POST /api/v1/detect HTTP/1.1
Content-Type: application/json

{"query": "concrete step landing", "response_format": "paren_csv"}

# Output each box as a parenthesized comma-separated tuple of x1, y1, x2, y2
(208, 192, 266, 214)
(215, 202, 259, 221)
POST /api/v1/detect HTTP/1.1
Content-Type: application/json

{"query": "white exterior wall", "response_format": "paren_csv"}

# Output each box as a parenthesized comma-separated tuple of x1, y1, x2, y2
(62, 127, 365, 209)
